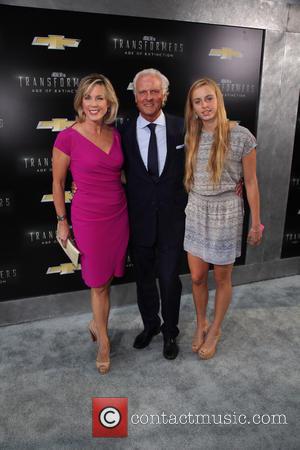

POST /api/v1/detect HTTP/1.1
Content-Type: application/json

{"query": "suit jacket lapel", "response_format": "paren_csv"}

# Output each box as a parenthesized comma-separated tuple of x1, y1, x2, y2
(160, 113, 174, 179)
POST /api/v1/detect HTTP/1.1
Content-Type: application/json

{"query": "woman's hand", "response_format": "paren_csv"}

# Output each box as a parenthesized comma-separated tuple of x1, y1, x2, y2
(247, 224, 264, 246)
(57, 220, 70, 247)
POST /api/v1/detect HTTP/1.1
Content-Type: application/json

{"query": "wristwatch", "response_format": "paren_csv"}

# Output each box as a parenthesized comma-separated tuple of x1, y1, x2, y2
(57, 214, 66, 222)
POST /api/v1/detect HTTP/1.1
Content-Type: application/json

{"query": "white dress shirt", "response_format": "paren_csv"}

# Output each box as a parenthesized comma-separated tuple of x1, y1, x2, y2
(136, 111, 167, 176)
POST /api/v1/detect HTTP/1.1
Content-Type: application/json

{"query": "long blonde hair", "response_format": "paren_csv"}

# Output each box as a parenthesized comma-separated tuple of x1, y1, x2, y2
(184, 78, 232, 191)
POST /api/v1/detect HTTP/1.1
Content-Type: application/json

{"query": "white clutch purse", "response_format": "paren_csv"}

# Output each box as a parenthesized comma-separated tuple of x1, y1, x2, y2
(56, 234, 80, 268)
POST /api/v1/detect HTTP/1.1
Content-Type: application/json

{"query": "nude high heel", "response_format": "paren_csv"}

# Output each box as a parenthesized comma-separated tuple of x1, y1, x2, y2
(198, 332, 221, 360)
(192, 320, 210, 353)
(96, 343, 111, 374)
(89, 320, 111, 374)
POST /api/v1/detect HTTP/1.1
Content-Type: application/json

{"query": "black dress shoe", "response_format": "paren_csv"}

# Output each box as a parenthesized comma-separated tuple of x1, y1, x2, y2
(163, 337, 179, 360)
(133, 327, 160, 349)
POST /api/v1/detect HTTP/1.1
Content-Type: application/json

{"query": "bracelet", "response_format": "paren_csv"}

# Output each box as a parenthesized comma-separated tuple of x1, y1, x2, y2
(57, 214, 66, 222)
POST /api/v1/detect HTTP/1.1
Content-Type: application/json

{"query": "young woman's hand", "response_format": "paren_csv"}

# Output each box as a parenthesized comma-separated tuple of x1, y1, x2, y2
(247, 224, 264, 246)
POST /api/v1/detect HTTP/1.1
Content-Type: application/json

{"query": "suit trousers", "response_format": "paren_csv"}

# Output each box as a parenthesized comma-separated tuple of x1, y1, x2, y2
(130, 242, 183, 339)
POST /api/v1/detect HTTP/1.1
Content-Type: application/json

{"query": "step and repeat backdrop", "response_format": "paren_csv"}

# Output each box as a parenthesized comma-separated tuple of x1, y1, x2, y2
(282, 92, 300, 258)
(0, 4, 264, 300)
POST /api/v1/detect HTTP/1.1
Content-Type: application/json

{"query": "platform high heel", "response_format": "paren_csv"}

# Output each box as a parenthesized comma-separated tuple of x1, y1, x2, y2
(192, 320, 210, 353)
(96, 342, 110, 374)
(198, 332, 221, 360)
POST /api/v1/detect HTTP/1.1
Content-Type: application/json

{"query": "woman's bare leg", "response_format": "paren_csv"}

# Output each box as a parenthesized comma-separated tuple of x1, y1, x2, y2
(187, 253, 210, 351)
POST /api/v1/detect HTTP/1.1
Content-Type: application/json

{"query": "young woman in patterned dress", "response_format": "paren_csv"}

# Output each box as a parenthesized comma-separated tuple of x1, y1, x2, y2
(184, 78, 262, 359)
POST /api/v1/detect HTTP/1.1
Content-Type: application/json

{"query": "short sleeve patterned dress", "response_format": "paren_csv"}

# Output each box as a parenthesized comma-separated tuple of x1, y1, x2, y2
(54, 126, 129, 287)
(184, 125, 257, 265)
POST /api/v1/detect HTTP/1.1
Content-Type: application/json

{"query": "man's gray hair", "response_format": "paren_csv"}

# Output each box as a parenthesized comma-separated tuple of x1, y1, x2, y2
(133, 68, 169, 104)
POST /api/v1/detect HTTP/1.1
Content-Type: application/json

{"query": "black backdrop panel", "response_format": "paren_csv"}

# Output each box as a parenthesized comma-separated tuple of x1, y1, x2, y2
(0, 5, 264, 300)
(281, 92, 300, 258)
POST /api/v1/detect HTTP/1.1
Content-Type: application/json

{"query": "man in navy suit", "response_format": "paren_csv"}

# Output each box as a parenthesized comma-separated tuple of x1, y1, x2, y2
(122, 68, 187, 360)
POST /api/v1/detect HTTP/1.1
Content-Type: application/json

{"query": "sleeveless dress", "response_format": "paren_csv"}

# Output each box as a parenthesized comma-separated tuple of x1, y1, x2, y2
(184, 125, 257, 265)
(54, 126, 129, 287)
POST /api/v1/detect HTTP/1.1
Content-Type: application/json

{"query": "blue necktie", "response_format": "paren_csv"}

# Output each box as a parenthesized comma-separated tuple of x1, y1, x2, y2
(147, 123, 159, 177)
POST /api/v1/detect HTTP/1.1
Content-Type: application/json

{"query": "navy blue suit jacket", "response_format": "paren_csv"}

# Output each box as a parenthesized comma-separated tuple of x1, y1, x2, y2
(121, 113, 187, 247)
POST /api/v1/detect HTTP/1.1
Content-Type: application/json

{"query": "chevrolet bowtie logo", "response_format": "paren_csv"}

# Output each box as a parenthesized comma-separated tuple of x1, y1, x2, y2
(37, 119, 75, 132)
(32, 35, 81, 50)
(47, 263, 81, 275)
(41, 192, 73, 203)
(209, 47, 243, 60)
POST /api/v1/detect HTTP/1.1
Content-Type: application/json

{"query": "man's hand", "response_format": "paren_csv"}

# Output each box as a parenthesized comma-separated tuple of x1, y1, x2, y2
(121, 170, 126, 184)
(235, 178, 244, 198)
(71, 181, 77, 196)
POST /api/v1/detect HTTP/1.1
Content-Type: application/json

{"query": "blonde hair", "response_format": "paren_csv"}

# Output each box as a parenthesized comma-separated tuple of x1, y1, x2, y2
(74, 73, 118, 124)
(184, 78, 234, 191)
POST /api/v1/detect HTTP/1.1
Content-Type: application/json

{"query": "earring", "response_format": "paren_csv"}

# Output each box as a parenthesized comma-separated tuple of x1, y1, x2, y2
(194, 113, 198, 119)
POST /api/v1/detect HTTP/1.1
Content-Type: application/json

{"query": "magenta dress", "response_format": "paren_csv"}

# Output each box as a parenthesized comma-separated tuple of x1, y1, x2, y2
(54, 126, 129, 287)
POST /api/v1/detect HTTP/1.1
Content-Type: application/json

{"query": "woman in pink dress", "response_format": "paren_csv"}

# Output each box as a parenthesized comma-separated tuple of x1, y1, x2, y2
(52, 74, 129, 374)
